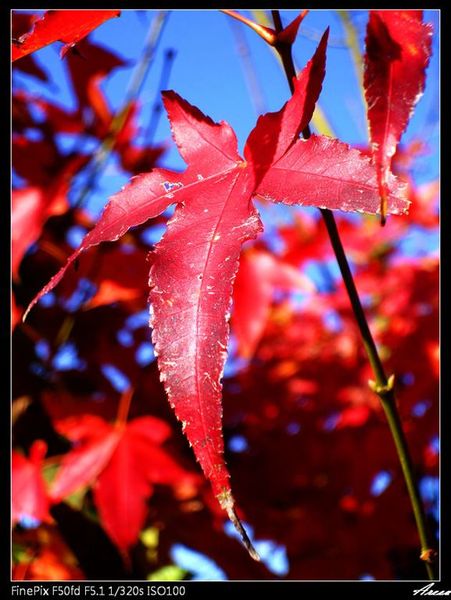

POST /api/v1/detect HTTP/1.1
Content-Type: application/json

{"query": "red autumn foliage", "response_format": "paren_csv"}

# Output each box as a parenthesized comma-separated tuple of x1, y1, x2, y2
(12, 10, 121, 61)
(12, 9, 438, 581)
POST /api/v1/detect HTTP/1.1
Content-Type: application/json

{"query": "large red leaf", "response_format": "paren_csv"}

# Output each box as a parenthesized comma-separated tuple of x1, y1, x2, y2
(150, 93, 263, 533)
(12, 10, 121, 61)
(149, 105, 262, 506)
(233, 249, 315, 358)
(256, 135, 409, 215)
(364, 11, 432, 221)
(25, 33, 410, 557)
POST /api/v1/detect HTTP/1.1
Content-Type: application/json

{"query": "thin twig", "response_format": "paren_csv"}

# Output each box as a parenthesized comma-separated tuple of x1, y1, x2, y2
(227, 18, 266, 116)
(72, 10, 170, 210)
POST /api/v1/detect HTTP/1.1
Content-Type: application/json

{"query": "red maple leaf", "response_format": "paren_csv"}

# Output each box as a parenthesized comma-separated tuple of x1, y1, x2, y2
(24, 30, 410, 555)
(49, 390, 198, 553)
(12, 10, 121, 61)
(364, 10, 433, 221)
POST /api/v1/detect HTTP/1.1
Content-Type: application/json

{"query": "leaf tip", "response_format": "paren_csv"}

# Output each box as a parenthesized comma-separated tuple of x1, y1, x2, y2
(219, 490, 260, 562)
(321, 26, 330, 46)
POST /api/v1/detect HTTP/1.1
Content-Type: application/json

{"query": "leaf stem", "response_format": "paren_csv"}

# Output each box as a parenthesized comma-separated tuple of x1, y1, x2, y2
(269, 9, 436, 580)
(115, 387, 134, 428)
(220, 10, 276, 45)
(219, 490, 260, 561)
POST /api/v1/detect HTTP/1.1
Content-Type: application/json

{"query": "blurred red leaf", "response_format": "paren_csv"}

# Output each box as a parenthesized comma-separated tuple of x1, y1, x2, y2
(12, 10, 121, 61)
(364, 10, 433, 220)
(12, 441, 51, 527)
(13, 132, 88, 187)
(49, 419, 121, 502)
(12, 148, 88, 280)
(12, 91, 37, 133)
(407, 180, 439, 228)
(12, 293, 22, 330)
(233, 248, 315, 358)
(33, 97, 85, 134)
(66, 38, 126, 137)
(56, 241, 150, 310)
(50, 395, 196, 552)
(13, 136, 60, 187)
(12, 187, 67, 280)
(15, 548, 85, 581)
(118, 144, 165, 175)
(93, 417, 196, 552)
